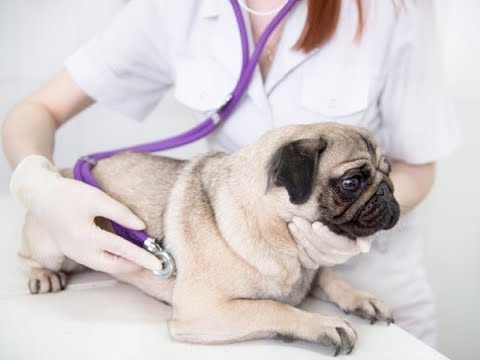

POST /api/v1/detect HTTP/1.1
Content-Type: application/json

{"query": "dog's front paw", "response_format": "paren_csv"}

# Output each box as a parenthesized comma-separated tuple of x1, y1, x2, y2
(339, 290, 394, 325)
(28, 269, 67, 294)
(314, 316, 358, 356)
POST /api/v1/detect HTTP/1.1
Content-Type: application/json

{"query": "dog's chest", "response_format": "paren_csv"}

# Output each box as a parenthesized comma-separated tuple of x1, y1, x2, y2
(214, 214, 318, 305)
(256, 262, 317, 306)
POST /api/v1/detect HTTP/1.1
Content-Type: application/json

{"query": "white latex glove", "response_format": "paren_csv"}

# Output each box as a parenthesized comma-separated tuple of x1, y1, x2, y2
(288, 217, 373, 269)
(10, 155, 163, 274)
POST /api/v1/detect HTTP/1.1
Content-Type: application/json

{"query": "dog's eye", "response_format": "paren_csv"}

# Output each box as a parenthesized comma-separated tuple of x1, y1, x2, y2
(341, 176, 361, 192)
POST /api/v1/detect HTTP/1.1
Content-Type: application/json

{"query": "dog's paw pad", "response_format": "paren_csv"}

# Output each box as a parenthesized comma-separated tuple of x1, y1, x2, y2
(28, 270, 67, 294)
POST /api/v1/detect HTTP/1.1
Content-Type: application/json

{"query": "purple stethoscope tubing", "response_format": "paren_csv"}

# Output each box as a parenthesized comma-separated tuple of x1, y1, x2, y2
(73, 0, 298, 277)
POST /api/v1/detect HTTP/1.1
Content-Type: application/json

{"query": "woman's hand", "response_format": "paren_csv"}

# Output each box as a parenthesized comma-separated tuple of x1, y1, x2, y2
(288, 161, 436, 269)
(11, 155, 163, 274)
(288, 217, 373, 269)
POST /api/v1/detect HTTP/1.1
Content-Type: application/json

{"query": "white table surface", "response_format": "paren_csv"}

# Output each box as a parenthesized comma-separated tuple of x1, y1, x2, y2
(0, 196, 448, 360)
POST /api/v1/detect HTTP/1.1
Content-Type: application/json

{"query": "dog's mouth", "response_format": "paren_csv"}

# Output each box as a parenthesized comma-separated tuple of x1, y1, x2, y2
(321, 183, 400, 240)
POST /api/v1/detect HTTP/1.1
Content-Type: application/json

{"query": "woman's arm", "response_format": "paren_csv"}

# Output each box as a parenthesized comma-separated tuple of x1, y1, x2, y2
(3, 70, 162, 274)
(389, 160, 436, 214)
(2, 70, 93, 167)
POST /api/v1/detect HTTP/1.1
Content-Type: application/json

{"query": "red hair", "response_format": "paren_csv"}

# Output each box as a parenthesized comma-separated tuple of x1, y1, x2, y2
(294, 0, 365, 52)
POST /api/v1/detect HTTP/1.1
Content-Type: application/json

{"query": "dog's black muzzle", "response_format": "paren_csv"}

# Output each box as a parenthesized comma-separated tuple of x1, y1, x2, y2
(355, 182, 400, 231)
(324, 182, 401, 239)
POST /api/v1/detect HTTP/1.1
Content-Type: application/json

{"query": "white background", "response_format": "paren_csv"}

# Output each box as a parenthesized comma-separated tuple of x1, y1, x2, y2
(0, 1, 478, 359)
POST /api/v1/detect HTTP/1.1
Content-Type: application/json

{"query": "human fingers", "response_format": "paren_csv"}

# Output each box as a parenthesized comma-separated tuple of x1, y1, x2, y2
(311, 222, 361, 256)
(97, 229, 163, 272)
(296, 243, 319, 270)
(291, 218, 356, 260)
(289, 222, 337, 267)
(356, 236, 373, 253)
(289, 218, 318, 248)
(91, 189, 146, 230)
(95, 250, 142, 274)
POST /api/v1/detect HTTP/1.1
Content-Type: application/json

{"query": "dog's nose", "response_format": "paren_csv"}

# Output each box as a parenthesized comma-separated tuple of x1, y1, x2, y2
(376, 182, 395, 199)
(376, 182, 400, 230)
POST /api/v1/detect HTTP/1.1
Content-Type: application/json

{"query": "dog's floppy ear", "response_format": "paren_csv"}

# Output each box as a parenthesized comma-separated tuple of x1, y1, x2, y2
(267, 137, 328, 204)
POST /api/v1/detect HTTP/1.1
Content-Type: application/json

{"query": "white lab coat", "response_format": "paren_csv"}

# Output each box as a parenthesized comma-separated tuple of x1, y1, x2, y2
(65, 0, 459, 347)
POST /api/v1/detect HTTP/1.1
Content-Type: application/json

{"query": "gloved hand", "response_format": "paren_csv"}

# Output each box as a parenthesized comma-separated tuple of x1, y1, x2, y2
(288, 217, 373, 269)
(10, 155, 163, 274)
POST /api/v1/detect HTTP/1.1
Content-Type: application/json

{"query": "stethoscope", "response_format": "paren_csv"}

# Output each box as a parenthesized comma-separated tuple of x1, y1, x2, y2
(73, 0, 299, 278)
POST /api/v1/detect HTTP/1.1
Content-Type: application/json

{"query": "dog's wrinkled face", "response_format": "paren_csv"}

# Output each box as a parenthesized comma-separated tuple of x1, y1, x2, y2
(267, 126, 400, 239)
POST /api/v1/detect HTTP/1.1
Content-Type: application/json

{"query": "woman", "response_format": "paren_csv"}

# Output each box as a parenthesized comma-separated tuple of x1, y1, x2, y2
(2, 0, 458, 347)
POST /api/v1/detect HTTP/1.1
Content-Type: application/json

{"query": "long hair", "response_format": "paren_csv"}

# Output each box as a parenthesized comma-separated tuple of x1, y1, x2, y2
(294, 0, 365, 52)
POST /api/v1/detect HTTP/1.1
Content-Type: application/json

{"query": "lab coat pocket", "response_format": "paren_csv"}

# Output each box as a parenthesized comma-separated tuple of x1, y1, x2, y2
(173, 58, 235, 113)
(300, 63, 371, 121)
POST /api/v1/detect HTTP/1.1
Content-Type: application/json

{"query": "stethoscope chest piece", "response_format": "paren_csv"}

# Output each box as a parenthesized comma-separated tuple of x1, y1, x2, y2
(143, 237, 176, 278)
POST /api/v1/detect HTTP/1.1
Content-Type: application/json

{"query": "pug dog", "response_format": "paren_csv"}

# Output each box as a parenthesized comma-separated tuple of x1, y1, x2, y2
(19, 123, 400, 356)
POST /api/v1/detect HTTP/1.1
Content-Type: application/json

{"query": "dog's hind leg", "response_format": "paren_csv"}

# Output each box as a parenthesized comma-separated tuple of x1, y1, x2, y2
(19, 213, 84, 294)
(311, 267, 394, 324)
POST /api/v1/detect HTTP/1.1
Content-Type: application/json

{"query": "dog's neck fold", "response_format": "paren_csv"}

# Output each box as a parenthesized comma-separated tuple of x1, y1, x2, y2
(199, 154, 301, 278)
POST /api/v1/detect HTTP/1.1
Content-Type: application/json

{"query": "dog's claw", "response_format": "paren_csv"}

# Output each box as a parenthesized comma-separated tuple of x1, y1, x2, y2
(27, 270, 68, 294)
(344, 296, 393, 326)
(334, 345, 341, 357)
(28, 279, 40, 294)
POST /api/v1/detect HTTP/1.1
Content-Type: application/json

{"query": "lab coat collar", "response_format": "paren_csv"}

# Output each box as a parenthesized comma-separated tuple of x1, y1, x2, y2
(205, 0, 268, 110)
(204, 0, 316, 109)
(265, 1, 318, 94)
